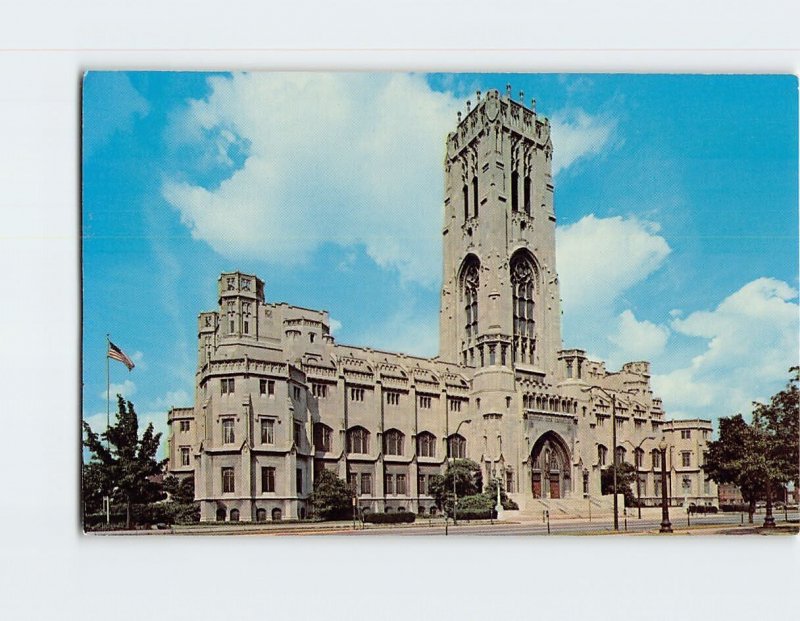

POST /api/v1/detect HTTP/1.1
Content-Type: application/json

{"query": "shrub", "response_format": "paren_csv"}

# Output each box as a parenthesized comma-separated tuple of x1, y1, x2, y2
(688, 505, 719, 514)
(363, 511, 416, 524)
(454, 509, 497, 520)
(720, 503, 751, 513)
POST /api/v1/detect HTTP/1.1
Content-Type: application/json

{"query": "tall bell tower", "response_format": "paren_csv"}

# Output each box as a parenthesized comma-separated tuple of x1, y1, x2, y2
(438, 86, 563, 381)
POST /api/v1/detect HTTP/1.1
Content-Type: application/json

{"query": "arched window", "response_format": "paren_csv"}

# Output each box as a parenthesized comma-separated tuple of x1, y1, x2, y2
(597, 444, 607, 466)
(313, 422, 333, 452)
(384, 429, 404, 456)
(510, 252, 536, 364)
(472, 175, 478, 218)
(216, 507, 226, 522)
(635, 448, 645, 469)
(229, 508, 240, 522)
(511, 170, 519, 212)
(448, 434, 467, 459)
(615, 446, 627, 465)
(271, 508, 282, 521)
(347, 426, 370, 454)
(256, 508, 267, 522)
(651, 449, 661, 469)
(463, 184, 469, 221)
(416, 431, 436, 458)
(461, 256, 480, 354)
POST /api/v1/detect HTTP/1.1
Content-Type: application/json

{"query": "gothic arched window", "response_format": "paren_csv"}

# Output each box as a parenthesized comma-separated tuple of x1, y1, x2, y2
(461, 257, 480, 360)
(384, 429, 404, 456)
(347, 426, 370, 454)
(313, 423, 333, 452)
(597, 444, 608, 466)
(510, 253, 536, 364)
(448, 434, 467, 459)
(416, 431, 436, 458)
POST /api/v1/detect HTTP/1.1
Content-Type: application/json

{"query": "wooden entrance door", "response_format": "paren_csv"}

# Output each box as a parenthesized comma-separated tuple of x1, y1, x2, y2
(532, 474, 542, 498)
(549, 474, 560, 499)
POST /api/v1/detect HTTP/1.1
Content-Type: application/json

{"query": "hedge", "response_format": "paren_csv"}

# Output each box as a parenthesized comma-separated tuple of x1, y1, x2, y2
(84, 501, 200, 529)
(688, 505, 719, 514)
(363, 511, 416, 524)
(720, 503, 752, 513)
(453, 509, 497, 521)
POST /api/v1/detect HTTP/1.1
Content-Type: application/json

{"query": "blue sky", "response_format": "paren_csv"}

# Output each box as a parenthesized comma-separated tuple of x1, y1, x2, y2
(82, 72, 798, 457)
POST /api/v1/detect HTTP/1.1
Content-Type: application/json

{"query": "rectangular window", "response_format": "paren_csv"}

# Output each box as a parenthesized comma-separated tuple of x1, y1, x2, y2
(419, 395, 432, 409)
(221, 378, 235, 394)
(682, 476, 692, 493)
(296, 468, 303, 495)
(350, 387, 364, 402)
(261, 466, 275, 492)
(348, 472, 358, 492)
(179, 420, 191, 432)
(681, 430, 691, 440)
(259, 379, 267, 395)
(616, 418, 624, 429)
(396, 474, 407, 495)
(180, 446, 190, 466)
(312, 383, 328, 398)
(385, 474, 395, 495)
(418, 474, 427, 495)
(449, 399, 461, 412)
(386, 391, 400, 406)
(704, 479, 711, 495)
(361, 473, 372, 495)
(681, 451, 691, 467)
(506, 471, 514, 493)
(294, 421, 303, 446)
(268, 380, 275, 396)
(293, 386, 301, 400)
(222, 467, 235, 493)
(260, 418, 274, 444)
(261, 466, 275, 493)
(309, 332, 315, 343)
(222, 418, 235, 444)
(634, 420, 643, 429)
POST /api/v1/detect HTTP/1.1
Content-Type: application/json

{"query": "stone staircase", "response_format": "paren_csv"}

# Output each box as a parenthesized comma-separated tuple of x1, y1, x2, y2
(504, 494, 622, 520)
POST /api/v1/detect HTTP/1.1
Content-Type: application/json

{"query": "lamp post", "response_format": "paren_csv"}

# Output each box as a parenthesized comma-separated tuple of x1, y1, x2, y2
(659, 437, 672, 533)
(450, 418, 471, 526)
(623, 436, 655, 519)
(581, 386, 619, 531)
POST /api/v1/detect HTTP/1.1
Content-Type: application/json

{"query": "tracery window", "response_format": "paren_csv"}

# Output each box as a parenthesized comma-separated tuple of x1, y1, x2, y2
(597, 444, 607, 466)
(347, 426, 369, 454)
(510, 253, 536, 364)
(384, 429, 404, 456)
(416, 432, 436, 458)
(313, 423, 333, 452)
(462, 258, 479, 350)
(448, 434, 466, 459)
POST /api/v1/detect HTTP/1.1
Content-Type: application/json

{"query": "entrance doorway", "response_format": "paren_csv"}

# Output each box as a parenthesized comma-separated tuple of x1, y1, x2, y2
(530, 431, 571, 500)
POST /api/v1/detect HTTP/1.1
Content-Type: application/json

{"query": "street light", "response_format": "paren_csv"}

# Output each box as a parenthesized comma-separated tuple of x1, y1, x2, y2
(623, 436, 655, 519)
(581, 386, 619, 531)
(659, 437, 673, 533)
(450, 418, 471, 526)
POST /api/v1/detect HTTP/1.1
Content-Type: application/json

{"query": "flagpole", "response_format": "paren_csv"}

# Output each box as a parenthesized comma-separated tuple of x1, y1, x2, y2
(106, 333, 110, 452)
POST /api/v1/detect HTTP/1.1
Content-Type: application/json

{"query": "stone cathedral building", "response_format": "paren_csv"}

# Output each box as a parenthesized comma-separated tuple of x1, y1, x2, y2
(167, 87, 717, 522)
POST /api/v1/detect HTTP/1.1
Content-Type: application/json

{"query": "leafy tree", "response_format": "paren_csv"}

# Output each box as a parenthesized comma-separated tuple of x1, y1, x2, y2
(428, 459, 483, 511)
(310, 470, 353, 520)
(704, 368, 800, 526)
(601, 461, 637, 507)
(83, 396, 167, 529)
(484, 478, 519, 510)
(163, 474, 195, 504)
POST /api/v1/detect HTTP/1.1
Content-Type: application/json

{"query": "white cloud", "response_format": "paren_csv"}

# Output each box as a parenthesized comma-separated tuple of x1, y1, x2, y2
(653, 278, 798, 420)
(556, 214, 671, 315)
(163, 73, 459, 287)
(329, 318, 342, 334)
(99, 379, 136, 401)
(350, 307, 439, 359)
(84, 73, 150, 156)
(550, 109, 616, 175)
(150, 389, 192, 411)
(607, 309, 669, 367)
(131, 350, 147, 371)
(164, 74, 615, 287)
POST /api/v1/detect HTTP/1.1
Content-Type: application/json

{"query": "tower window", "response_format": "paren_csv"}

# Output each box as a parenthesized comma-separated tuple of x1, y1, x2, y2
(524, 176, 531, 214)
(510, 253, 536, 364)
(472, 176, 478, 218)
(461, 256, 480, 362)
(463, 184, 469, 221)
(511, 170, 519, 212)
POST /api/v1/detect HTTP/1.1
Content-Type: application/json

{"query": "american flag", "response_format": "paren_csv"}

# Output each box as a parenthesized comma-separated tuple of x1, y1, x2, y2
(108, 341, 135, 371)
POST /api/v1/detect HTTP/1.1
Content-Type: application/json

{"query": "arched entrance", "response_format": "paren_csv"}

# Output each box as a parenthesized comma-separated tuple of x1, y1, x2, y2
(530, 432, 571, 499)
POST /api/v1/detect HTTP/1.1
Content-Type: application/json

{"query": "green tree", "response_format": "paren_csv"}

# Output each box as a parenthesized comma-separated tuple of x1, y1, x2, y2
(704, 368, 800, 526)
(428, 459, 483, 511)
(83, 396, 167, 529)
(310, 470, 353, 520)
(601, 461, 637, 507)
(163, 474, 195, 504)
(484, 478, 519, 510)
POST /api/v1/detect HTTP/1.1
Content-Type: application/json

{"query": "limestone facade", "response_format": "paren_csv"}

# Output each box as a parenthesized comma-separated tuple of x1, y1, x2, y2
(166, 87, 717, 521)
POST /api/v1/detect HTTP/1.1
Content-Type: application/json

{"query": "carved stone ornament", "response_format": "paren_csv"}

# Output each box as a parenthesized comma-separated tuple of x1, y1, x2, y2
(511, 259, 534, 285)
(464, 263, 480, 292)
(485, 94, 499, 121)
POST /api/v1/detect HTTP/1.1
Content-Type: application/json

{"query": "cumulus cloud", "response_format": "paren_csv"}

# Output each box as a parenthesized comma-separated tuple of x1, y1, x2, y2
(163, 73, 459, 287)
(607, 309, 669, 367)
(556, 214, 671, 315)
(150, 389, 192, 411)
(100, 379, 136, 401)
(550, 109, 616, 175)
(163, 73, 616, 287)
(653, 278, 799, 420)
(329, 318, 342, 334)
